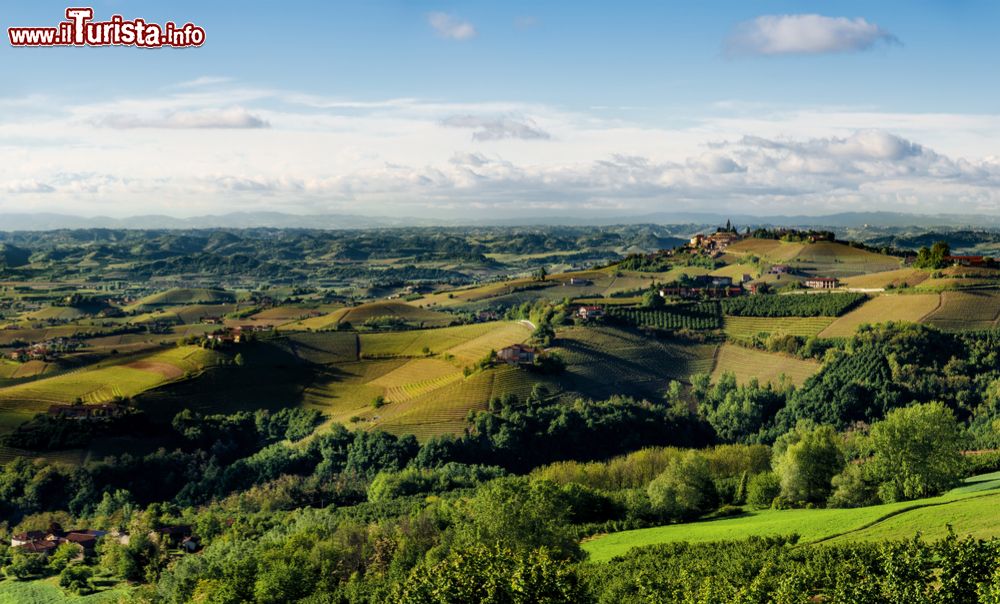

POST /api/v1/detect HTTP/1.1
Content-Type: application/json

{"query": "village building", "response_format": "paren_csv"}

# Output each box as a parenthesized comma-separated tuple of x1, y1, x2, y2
(47, 402, 128, 420)
(577, 305, 605, 321)
(768, 264, 791, 275)
(803, 277, 840, 289)
(944, 255, 990, 267)
(496, 344, 541, 365)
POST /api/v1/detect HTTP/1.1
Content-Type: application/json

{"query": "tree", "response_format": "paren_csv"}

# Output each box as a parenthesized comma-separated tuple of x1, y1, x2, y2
(455, 477, 581, 560)
(772, 423, 844, 505)
(59, 564, 94, 595)
(233, 353, 245, 367)
(534, 266, 548, 282)
(646, 451, 718, 520)
(867, 402, 966, 502)
(394, 544, 590, 604)
(746, 471, 781, 508)
(640, 289, 665, 309)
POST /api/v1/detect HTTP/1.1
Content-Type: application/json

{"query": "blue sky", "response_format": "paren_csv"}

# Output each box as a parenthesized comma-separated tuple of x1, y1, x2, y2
(2, 1, 1000, 218)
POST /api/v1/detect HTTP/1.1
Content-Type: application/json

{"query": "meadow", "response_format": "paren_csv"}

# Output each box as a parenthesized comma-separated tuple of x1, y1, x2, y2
(583, 472, 1000, 562)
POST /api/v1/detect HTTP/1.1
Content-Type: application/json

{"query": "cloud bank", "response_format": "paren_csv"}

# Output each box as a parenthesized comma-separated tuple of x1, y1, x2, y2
(3, 83, 1000, 218)
(727, 14, 899, 56)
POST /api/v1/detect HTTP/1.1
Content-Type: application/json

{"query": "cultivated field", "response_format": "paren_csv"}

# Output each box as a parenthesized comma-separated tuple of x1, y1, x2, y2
(125, 287, 236, 311)
(819, 293, 941, 338)
(923, 289, 1000, 331)
(710, 344, 820, 386)
(840, 268, 929, 290)
(0, 346, 222, 429)
(722, 316, 835, 340)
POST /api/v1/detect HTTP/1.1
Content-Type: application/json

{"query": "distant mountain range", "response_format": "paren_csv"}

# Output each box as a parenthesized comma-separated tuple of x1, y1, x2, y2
(1, 210, 999, 231)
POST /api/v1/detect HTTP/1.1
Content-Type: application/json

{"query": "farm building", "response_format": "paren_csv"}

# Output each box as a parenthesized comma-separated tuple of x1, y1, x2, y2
(11, 525, 107, 555)
(577, 305, 605, 320)
(496, 344, 541, 365)
(804, 277, 840, 289)
(769, 264, 791, 275)
(47, 402, 128, 420)
(944, 255, 990, 267)
(566, 277, 594, 286)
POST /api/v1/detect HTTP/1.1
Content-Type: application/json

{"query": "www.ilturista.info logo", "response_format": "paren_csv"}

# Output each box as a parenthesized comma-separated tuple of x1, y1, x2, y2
(8, 7, 205, 48)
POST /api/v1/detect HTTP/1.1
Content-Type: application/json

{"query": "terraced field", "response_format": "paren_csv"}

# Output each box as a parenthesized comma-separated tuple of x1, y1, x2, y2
(819, 293, 941, 337)
(710, 344, 820, 386)
(722, 316, 835, 340)
(923, 289, 1000, 331)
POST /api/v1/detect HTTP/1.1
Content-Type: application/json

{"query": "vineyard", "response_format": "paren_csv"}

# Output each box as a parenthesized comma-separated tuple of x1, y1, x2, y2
(723, 316, 835, 340)
(722, 292, 867, 317)
(819, 294, 941, 338)
(608, 302, 722, 330)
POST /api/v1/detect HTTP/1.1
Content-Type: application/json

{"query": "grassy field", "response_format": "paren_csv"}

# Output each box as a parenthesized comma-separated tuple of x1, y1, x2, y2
(722, 316, 835, 340)
(583, 472, 1000, 562)
(818, 293, 941, 338)
(0, 577, 129, 603)
(710, 344, 820, 386)
(923, 289, 1000, 331)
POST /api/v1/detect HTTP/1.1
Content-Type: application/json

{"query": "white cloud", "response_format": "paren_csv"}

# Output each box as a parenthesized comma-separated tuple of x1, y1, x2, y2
(726, 14, 899, 57)
(5, 85, 1000, 217)
(428, 12, 477, 40)
(93, 107, 269, 129)
(172, 76, 235, 89)
(441, 115, 551, 141)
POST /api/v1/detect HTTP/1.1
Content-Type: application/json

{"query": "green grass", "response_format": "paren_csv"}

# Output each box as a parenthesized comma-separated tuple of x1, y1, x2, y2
(583, 472, 1000, 562)
(0, 577, 130, 604)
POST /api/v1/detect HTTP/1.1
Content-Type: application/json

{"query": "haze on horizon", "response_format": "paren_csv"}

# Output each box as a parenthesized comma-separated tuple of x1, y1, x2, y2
(2, 1, 1000, 220)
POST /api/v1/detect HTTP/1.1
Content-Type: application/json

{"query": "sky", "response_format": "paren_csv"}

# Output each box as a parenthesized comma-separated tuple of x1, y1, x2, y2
(2, 0, 1000, 219)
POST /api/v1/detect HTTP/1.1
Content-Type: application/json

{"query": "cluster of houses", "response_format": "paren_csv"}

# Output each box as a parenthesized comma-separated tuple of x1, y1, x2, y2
(496, 343, 542, 365)
(47, 402, 129, 420)
(689, 231, 742, 254)
(7, 337, 82, 362)
(205, 324, 272, 345)
(10, 523, 200, 557)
